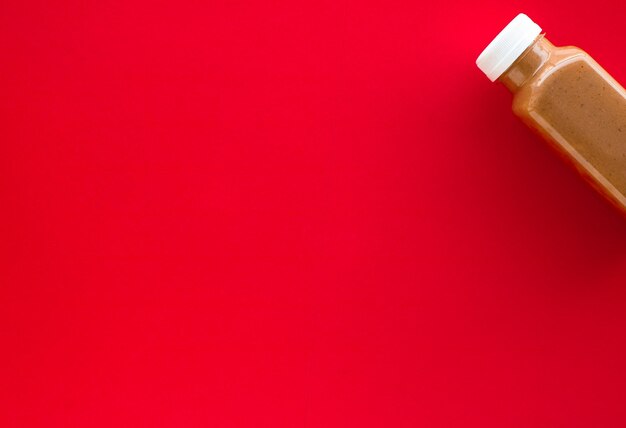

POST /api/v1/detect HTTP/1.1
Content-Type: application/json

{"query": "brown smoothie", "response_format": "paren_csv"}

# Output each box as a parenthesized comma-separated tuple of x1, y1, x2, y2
(500, 36, 626, 216)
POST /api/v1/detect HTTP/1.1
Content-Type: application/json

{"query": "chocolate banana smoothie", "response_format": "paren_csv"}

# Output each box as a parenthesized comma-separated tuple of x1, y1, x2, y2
(477, 14, 626, 217)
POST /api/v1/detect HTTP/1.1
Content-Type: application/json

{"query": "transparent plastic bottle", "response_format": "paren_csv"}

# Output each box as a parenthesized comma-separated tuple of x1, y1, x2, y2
(477, 14, 626, 217)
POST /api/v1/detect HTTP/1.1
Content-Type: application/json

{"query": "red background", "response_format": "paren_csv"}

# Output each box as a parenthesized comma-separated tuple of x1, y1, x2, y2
(2, 0, 626, 426)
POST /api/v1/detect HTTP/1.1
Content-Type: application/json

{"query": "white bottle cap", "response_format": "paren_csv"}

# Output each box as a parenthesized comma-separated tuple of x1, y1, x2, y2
(476, 14, 543, 82)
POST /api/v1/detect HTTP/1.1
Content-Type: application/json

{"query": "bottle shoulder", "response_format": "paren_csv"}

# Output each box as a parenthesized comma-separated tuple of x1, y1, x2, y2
(512, 46, 593, 116)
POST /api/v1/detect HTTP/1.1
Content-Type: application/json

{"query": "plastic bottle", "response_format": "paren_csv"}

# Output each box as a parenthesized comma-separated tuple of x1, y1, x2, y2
(477, 14, 626, 217)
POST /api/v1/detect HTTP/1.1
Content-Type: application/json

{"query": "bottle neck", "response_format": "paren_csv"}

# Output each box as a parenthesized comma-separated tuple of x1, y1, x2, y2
(499, 35, 554, 92)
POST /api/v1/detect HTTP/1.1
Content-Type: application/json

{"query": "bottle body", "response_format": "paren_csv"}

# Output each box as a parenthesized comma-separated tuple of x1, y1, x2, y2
(502, 37, 626, 216)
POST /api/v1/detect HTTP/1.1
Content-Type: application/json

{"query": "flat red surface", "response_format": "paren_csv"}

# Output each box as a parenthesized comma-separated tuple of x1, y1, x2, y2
(2, 0, 626, 426)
